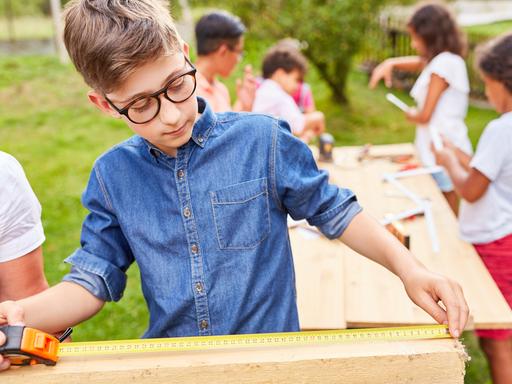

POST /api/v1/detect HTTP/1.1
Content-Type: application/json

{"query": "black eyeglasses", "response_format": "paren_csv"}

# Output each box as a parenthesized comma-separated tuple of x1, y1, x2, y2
(105, 57, 197, 124)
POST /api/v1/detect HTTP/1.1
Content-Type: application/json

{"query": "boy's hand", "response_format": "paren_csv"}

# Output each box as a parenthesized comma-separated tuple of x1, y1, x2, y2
(402, 267, 468, 338)
(0, 301, 25, 372)
(0, 300, 25, 327)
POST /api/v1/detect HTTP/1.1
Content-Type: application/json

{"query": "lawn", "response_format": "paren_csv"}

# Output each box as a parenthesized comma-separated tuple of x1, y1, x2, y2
(0, 16, 53, 41)
(0, 48, 498, 382)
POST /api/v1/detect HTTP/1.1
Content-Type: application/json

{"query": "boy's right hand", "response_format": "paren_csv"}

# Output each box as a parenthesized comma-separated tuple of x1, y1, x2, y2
(0, 331, 10, 371)
(369, 59, 394, 89)
(0, 301, 25, 371)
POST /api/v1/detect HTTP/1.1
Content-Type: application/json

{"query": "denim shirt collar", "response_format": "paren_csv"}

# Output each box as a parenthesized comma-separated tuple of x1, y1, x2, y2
(144, 97, 216, 160)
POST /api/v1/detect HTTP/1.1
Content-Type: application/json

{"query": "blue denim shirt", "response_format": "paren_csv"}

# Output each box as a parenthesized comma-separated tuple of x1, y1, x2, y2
(63, 97, 361, 338)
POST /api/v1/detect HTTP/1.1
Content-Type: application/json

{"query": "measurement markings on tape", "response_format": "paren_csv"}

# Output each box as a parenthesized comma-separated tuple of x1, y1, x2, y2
(58, 324, 450, 357)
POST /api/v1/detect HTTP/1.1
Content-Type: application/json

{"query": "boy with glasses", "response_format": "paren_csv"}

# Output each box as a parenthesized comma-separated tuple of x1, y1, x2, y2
(0, 1, 468, 368)
(194, 11, 256, 112)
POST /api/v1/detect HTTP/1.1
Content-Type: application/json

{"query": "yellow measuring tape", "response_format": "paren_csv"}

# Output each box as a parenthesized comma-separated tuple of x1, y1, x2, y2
(58, 324, 450, 357)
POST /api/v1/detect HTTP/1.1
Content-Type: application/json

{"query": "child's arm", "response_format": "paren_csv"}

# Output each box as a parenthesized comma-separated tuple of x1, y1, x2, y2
(369, 56, 424, 89)
(434, 147, 491, 202)
(0, 281, 104, 334)
(405, 74, 448, 125)
(338, 211, 468, 337)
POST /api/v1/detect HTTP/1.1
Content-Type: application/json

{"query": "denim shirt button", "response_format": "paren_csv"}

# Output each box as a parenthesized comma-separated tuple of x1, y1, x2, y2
(183, 207, 191, 218)
(200, 319, 209, 330)
(195, 282, 203, 293)
(191, 244, 199, 254)
(177, 169, 185, 179)
(197, 135, 204, 143)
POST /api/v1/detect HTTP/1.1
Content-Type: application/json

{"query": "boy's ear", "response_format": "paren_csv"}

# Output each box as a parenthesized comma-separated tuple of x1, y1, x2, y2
(182, 41, 190, 57)
(88, 91, 122, 119)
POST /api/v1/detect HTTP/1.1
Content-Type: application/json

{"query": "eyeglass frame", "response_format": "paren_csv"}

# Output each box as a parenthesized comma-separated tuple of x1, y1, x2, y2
(104, 56, 197, 125)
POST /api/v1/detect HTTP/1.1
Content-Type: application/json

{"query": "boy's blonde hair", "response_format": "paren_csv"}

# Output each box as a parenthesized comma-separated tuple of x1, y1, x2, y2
(63, 0, 182, 93)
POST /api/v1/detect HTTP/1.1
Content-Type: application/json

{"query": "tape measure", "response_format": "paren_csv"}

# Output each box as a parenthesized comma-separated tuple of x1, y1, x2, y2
(1, 324, 451, 365)
(59, 324, 450, 357)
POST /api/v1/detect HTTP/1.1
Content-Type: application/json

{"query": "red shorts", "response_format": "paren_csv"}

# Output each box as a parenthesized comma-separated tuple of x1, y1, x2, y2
(474, 233, 512, 340)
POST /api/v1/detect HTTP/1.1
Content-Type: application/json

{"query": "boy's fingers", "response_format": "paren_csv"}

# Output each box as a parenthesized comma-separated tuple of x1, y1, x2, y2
(0, 358, 10, 371)
(453, 283, 469, 334)
(0, 330, 5, 345)
(416, 292, 447, 326)
(0, 301, 25, 326)
(439, 285, 462, 338)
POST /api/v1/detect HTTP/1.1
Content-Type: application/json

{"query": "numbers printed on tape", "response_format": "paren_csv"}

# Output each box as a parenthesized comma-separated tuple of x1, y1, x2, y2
(58, 325, 450, 357)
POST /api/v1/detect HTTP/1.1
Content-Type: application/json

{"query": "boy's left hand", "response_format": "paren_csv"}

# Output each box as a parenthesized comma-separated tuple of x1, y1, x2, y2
(401, 267, 468, 338)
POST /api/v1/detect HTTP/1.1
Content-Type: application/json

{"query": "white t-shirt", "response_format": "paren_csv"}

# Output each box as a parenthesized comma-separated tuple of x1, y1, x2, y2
(459, 112, 512, 244)
(410, 52, 473, 166)
(0, 151, 45, 262)
(252, 79, 305, 134)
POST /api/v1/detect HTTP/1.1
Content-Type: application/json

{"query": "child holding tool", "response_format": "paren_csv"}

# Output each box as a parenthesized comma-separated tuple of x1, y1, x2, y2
(434, 34, 512, 384)
(369, 2, 472, 215)
(0, 0, 468, 371)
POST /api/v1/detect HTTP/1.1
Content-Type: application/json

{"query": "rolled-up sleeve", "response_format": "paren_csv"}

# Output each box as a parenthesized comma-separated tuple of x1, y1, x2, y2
(63, 166, 134, 302)
(272, 119, 362, 239)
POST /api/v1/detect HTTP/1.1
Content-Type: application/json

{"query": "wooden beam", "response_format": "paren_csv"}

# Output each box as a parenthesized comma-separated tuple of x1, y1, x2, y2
(2, 339, 466, 383)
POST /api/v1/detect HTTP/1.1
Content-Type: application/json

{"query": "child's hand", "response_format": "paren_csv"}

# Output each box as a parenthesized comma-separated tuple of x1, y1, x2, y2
(236, 65, 257, 111)
(0, 300, 26, 371)
(432, 144, 456, 168)
(405, 107, 420, 123)
(369, 59, 394, 89)
(402, 268, 468, 338)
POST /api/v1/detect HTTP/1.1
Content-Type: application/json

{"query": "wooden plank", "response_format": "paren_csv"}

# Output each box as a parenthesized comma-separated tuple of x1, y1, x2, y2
(290, 227, 346, 329)
(292, 143, 512, 330)
(2, 339, 466, 383)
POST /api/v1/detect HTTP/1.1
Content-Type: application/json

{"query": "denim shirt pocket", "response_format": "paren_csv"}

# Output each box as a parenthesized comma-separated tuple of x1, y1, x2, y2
(210, 178, 270, 250)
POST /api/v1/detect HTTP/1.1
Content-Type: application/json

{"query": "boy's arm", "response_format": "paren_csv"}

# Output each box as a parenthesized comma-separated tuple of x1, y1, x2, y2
(0, 282, 104, 334)
(339, 211, 468, 337)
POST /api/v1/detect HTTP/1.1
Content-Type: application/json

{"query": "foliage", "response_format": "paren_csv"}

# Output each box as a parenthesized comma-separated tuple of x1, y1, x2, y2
(192, 0, 388, 104)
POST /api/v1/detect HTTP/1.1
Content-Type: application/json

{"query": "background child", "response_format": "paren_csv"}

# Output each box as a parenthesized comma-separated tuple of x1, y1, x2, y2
(369, 2, 472, 215)
(194, 11, 256, 112)
(434, 34, 512, 384)
(274, 38, 317, 113)
(0, 151, 48, 302)
(0, 0, 468, 372)
(252, 45, 325, 143)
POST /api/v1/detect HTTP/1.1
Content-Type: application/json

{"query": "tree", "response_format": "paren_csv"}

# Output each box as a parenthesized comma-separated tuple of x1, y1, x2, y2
(192, 0, 386, 104)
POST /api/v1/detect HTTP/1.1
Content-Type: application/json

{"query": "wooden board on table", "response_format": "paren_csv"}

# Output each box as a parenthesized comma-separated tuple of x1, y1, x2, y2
(327, 144, 512, 329)
(289, 227, 345, 329)
(2, 339, 466, 384)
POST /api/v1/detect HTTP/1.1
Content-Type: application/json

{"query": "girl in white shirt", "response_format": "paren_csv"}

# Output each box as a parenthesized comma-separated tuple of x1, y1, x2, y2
(370, 2, 471, 215)
(435, 34, 512, 384)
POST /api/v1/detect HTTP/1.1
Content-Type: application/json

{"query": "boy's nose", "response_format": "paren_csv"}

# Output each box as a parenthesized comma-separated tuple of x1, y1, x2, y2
(158, 95, 181, 126)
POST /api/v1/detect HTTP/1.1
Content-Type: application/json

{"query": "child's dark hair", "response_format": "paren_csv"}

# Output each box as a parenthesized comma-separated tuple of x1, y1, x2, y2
(407, 2, 466, 61)
(195, 11, 246, 56)
(476, 33, 512, 93)
(262, 46, 307, 79)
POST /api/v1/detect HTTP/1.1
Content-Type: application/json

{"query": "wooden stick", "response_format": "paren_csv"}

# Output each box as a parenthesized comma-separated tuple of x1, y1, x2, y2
(2, 339, 467, 384)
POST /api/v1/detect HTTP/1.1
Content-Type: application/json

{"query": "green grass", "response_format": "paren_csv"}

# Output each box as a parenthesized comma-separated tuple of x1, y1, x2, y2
(0, 54, 498, 383)
(465, 20, 512, 38)
(0, 16, 53, 41)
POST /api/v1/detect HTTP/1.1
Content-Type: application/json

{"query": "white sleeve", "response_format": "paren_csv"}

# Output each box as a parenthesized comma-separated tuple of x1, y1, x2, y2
(281, 99, 306, 134)
(470, 120, 510, 181)
(429, 52, 469, 94)
(0, 155, 45, 262)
